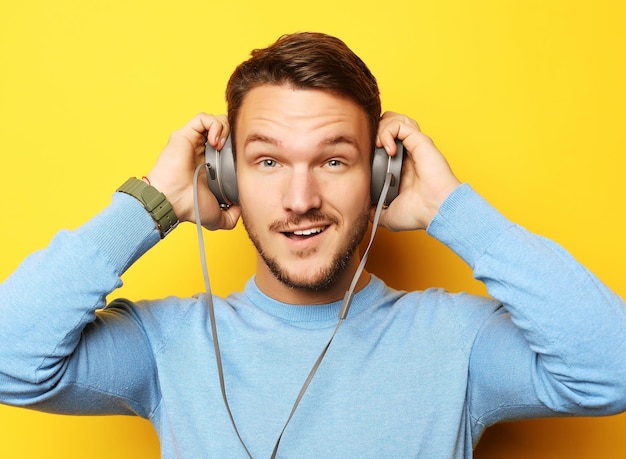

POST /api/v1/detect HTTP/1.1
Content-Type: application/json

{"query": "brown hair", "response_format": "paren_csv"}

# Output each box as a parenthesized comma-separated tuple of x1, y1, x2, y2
(226, 32, 381, 148)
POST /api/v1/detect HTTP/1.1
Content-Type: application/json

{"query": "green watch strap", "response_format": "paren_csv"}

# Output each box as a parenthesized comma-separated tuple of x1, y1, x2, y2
(116, 177, 179, 238)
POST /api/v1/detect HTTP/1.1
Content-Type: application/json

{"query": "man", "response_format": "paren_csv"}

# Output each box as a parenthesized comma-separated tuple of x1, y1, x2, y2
(1, 32, 625, 458)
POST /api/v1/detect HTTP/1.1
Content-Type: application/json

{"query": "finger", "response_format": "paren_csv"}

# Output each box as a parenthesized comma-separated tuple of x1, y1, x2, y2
(203, 203, 241, 231)
(377, 116, 409, 155)
(206, 114, 230, 149)
(377, 113, 424, 156)
(221, 205, 241, 230)
(184, 113, 229, 147)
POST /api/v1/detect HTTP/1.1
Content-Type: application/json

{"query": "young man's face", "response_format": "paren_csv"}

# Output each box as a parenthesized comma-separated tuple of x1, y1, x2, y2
(235, 84, 373, 302)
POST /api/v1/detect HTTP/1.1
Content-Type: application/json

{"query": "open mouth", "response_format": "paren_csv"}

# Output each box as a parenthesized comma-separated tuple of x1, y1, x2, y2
(283, 226, 327, 240)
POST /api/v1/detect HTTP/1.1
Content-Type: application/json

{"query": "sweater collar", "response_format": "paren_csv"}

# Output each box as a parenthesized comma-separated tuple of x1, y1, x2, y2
(242, 274, 385, 324)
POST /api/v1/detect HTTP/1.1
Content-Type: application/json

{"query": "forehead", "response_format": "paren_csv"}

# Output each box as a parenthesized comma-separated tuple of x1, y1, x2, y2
(235, 84, 370, 143)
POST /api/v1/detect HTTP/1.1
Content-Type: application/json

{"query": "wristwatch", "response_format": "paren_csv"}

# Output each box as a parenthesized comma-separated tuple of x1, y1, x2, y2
(116, 177, 179, 238)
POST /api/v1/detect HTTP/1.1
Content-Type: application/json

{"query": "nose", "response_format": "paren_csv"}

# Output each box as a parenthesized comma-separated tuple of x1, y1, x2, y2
(282, 167, 322, 214)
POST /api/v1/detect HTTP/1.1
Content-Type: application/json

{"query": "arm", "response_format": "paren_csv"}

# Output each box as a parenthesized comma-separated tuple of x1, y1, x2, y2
(0, 194, 160, 413)
(0, 114, 234, 412)
(376, 112, 626, 421)
(430, 185, 626, 424)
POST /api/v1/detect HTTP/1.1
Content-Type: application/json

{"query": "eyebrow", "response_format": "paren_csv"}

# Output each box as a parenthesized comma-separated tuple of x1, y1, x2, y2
(320, 135, 360, 149)
(243, 133, 281, 148)
(243, 133, 360, 149)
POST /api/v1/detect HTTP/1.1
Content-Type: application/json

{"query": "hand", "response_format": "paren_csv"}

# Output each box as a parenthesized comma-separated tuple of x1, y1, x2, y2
(144, 113, 241, 231)
(374, 112, 461, 231)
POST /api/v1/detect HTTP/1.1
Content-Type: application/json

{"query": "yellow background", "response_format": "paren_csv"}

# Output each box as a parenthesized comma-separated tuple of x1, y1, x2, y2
(1, 0, 625, 457)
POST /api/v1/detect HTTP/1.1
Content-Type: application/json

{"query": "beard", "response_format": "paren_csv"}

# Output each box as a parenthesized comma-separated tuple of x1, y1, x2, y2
(242, 207, 370, 292)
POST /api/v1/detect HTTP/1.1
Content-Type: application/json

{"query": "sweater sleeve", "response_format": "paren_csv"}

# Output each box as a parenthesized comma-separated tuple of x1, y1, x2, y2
(0, 193, 162, 416)
(427, 184, 626, 432)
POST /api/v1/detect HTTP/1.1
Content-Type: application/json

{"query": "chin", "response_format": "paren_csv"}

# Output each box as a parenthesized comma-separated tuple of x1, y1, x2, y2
(276, 266, 342, 292)
(265, 256, 350, 293)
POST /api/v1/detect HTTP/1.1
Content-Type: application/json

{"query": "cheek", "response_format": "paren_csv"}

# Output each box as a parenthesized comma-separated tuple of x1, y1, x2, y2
(330, 174, 371, 209)
(238, 167, 371, 212)
(237, 180, 278, 232)
(237, 173, 270, 207)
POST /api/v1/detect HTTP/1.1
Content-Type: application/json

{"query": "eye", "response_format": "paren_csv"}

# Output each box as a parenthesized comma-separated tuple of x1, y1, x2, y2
(260, 159, 278, 168)
(325, 159, 343, 168)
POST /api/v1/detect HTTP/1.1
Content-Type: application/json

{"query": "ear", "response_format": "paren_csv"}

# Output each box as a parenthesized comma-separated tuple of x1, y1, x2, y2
(205, 136, 239, 208)
(370, 138, 404, 205)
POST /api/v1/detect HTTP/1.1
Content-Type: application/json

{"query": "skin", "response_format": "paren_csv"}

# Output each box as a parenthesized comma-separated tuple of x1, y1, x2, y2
(146, 85, 461, 305)
(235, 84, 373, 304)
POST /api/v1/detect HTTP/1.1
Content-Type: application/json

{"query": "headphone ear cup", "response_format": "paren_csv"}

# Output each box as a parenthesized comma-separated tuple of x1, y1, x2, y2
(370, 138, 404, 206)
(205, 136, 239, 208)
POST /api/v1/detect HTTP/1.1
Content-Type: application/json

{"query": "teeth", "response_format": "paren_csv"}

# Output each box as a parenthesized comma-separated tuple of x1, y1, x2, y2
(293, 227, 324, 236)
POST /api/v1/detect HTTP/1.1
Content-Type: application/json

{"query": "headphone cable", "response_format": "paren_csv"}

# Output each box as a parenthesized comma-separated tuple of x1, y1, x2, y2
(193, 162, 393, 458)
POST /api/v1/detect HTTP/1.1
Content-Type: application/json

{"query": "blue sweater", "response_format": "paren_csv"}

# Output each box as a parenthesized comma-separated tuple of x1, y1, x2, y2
(1, 184, 625, 458)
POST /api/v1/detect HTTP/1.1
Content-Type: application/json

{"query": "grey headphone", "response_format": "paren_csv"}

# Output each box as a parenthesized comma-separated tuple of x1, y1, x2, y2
(205, 136, 404, 208)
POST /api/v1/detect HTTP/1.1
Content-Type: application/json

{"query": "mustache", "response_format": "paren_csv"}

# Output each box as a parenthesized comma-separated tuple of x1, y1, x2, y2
(268, 210, 339, 232)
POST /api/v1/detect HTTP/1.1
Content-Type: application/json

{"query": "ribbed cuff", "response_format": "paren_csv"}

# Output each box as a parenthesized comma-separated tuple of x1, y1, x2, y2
(74, 193, 161, 275)
(426, 183, 515, 268)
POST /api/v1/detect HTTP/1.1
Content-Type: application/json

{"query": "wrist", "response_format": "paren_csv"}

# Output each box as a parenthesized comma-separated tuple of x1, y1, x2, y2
(116, 177, 179, 238)
(425, 180, 462, 225)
